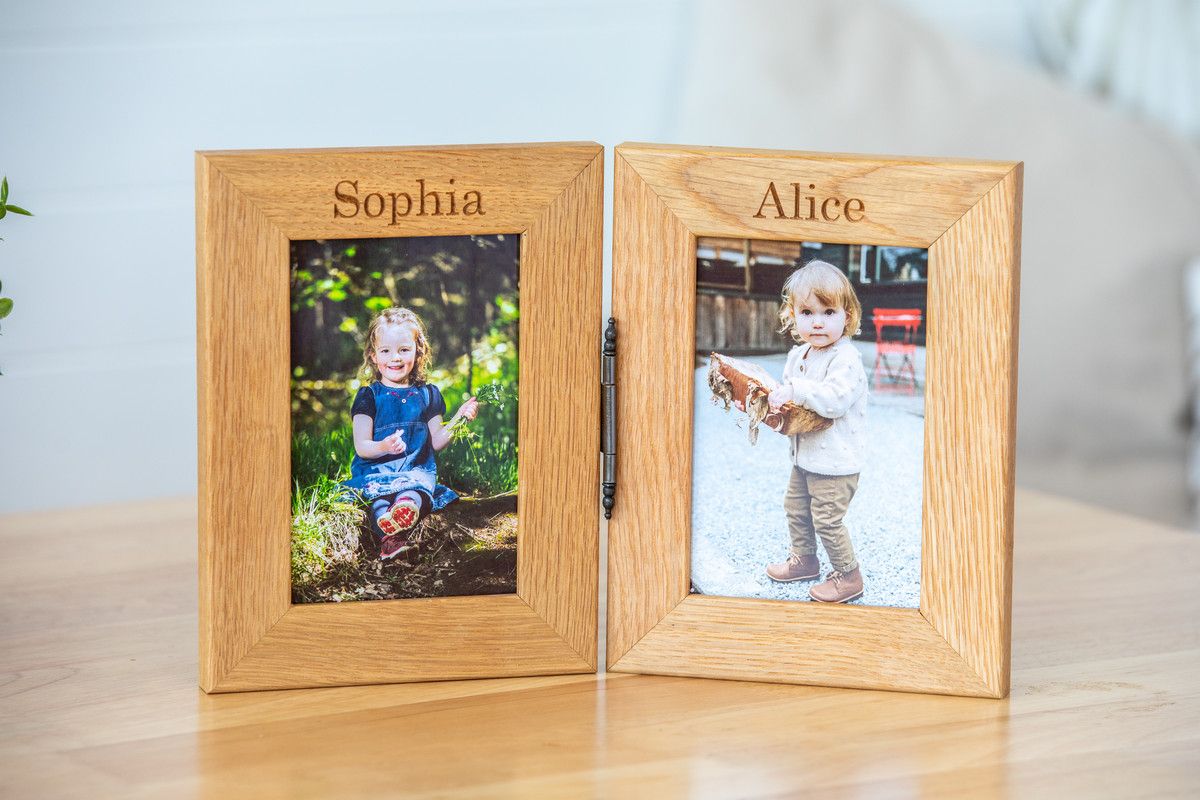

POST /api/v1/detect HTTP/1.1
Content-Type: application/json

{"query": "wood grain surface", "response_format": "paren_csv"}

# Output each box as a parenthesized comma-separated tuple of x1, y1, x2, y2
(196, 157, 292, 689)
(615, 142, 1016, 247)
(196, 143, 602, 691)
(2, 492, 1196, 798)
(516, 149, 604, 666)
(608, 143, 1021, 696)
(606, 151, 695, 664)
(198, 142, 605, 240)
(922, 164, 1023, 696)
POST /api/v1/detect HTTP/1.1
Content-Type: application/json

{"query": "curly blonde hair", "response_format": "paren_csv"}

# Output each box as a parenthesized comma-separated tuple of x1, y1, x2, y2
(360, 307, 433, 384)
(778, 260, 863, 344)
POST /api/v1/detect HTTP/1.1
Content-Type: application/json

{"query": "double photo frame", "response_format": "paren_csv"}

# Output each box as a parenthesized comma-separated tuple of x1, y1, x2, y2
(197, 141, 1021, 697)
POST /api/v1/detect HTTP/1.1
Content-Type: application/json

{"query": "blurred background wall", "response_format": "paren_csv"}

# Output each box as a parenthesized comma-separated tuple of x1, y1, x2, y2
(3, 0, 1199, 527)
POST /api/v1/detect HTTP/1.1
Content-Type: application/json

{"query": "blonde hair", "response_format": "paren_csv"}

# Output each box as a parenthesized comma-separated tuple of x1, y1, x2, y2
(778, 260, 863, 343)
(361, 307, 432, 384)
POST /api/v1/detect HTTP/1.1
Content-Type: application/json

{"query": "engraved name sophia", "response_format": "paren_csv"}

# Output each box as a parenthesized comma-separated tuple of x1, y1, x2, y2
(333, 179, 484, 223)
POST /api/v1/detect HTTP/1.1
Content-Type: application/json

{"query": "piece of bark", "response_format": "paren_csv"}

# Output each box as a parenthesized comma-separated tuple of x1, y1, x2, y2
(707, 352, 833, 444)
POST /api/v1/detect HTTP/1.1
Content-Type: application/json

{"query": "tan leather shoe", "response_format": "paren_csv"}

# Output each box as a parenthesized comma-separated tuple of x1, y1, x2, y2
(765, 553, 820, 582)
(809, 568, 864, 603)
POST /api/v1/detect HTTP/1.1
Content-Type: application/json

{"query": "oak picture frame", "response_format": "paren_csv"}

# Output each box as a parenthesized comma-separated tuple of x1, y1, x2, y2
(197, 142, 603, 693)
(606, 142, 1022, 698)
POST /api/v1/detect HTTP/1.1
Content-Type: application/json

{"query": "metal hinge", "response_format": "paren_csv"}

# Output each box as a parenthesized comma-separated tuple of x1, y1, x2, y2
(601, 317, 616, 519)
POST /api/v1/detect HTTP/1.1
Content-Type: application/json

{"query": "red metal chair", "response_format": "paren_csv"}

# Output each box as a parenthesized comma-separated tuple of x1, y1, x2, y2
(871, 308, 921, 393)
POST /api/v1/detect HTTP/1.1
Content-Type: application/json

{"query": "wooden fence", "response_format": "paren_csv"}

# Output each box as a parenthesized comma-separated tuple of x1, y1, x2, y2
(695, 291, 790, 355)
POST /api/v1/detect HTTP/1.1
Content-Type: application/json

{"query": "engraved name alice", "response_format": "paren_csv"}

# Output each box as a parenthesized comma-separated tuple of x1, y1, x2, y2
(333, 179, 484, 223)
(753, 181, 864, 223)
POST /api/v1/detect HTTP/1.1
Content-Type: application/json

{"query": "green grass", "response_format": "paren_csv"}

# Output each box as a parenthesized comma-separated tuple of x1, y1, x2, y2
(290, 474, 365, 590)
(439, 419, 518, 498)
(290, 429, 363, 590)
(292, 426, 357, 489)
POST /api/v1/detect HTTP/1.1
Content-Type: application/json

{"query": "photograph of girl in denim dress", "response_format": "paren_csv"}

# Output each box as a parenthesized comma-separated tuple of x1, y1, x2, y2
(290, 234, 519, 604)
(345, 307, 479, 560)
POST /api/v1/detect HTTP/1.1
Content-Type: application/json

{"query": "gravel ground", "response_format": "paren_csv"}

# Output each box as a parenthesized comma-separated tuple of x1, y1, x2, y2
(690, 345, 924, 608)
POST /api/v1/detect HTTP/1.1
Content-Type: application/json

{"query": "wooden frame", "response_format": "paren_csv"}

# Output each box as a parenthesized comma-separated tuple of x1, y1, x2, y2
(197, 142, 603, 692)
(607, 142, 1021, 697)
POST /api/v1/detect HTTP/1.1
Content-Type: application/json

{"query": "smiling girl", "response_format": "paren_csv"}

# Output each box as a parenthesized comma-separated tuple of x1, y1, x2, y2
(342, 307, 478, 560)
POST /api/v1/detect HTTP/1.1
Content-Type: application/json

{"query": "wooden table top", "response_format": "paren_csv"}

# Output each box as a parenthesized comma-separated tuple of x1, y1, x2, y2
(1, 491, 1197, 798)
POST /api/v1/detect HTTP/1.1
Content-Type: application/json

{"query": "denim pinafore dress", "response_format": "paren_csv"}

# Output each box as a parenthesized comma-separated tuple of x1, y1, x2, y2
(342, 382, 459, 511)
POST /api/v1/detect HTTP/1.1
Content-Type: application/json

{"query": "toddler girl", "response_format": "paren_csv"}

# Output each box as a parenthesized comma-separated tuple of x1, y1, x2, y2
(763, 260, 869, 603)
(342, 307, 478, 560)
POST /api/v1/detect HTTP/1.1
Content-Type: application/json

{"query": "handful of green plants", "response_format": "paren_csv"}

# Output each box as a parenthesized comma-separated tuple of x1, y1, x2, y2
(445, 381, 507, 442)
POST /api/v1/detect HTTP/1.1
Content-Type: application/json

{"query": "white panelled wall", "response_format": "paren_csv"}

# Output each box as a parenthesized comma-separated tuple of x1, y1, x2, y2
(6, 1, 1120, 516)
(0, 0, 695, 512)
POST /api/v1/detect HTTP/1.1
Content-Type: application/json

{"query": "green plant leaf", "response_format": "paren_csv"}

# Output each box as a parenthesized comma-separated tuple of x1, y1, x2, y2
(0, 298, 12, 319)
(4, 205, 31, 216)
(1, 177, 8, 204)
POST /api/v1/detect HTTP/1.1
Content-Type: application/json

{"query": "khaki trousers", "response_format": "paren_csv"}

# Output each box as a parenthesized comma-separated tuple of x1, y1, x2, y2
(784, 466, 859, 573)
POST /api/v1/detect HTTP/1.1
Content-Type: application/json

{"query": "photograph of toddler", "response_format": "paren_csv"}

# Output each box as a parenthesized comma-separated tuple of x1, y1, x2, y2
(290, 234, 520, 604)
(693, 238, 925, 607)
(761, 262, 868, 601)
